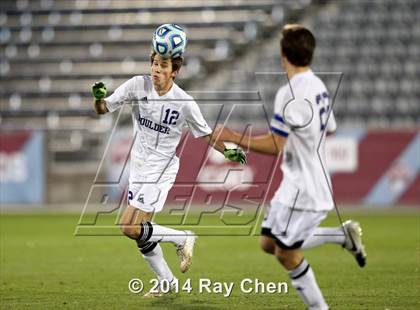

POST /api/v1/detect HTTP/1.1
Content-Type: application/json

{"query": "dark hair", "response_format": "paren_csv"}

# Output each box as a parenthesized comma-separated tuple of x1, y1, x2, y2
(280, 25, 316, 66)
(150, 51, 184, 73)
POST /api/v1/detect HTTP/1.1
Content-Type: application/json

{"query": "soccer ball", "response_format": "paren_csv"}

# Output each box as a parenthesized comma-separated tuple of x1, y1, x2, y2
(152, 24, 187, 58)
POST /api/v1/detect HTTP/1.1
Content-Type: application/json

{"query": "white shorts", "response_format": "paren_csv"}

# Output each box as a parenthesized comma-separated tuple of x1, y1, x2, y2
(261, 203, 328, 249)
(128, 153, 179, 213)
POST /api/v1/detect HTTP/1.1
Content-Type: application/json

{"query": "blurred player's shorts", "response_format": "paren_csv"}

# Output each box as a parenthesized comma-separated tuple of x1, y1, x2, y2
(262, 204, 328, 249)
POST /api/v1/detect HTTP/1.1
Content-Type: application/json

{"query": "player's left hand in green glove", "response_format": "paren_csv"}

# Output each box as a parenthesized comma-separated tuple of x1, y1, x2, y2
(91, 82, 107, 100)
(224, 148, 247, 165)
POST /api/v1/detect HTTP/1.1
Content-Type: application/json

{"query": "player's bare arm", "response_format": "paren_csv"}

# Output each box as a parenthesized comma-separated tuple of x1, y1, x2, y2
(93, 99, 108, 114)
(214, 125, 287, 155)
(201, 134, 225, 154)
(91, 82, 109, 114)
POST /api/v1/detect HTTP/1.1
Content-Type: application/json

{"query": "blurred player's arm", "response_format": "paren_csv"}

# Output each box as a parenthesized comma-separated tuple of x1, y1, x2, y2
(201, 134, 246, 164)
(91, 82, 109, 114)
(214, 125, 286, 155)
(201, 134, 225, 154)
(326, 110, 337, 136)
(185, 101, 246, 164)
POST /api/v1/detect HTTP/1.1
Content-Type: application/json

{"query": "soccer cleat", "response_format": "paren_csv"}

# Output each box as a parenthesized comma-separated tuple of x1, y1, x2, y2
(143, 290, 165, 298)
(143, 278, 177, 298)
(342, 220, 367, 267)
(176, 231, 196, 273)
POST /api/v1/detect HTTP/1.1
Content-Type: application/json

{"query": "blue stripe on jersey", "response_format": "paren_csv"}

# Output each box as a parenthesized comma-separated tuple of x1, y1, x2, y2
(271, 126, 289, 137)
(273, 114, 286, 124)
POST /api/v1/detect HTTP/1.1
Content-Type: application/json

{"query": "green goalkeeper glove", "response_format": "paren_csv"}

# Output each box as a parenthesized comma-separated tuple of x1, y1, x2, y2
(224, 148, 247, 165)
(91, 82, 107, 100)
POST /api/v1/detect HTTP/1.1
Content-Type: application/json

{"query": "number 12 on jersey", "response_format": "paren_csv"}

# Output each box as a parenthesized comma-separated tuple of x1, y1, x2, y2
(162, 108, 179, 125)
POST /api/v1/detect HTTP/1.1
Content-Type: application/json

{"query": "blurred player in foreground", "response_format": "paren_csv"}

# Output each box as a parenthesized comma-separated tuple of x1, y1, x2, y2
(91, 24, 246, 297)
(215, 24, 366, 309)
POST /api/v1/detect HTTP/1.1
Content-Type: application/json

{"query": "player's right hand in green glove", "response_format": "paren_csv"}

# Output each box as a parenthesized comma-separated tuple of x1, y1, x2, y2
(91, 82, 107, 100)
(224, 148, 247, 165)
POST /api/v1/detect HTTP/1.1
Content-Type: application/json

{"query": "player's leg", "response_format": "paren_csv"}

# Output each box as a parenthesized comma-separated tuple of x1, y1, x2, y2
(126, 183, 189, 245)
(301, 226, 346, 249)
(134, 219, 189, 246)
(260, 235, 276, 255)
(126, 183, 196, 273)
(119, 203, 153, 239)
(135, 221, 195, 274)
(260, 203, 276, 255)
(342, 220, 367, 267)
(119, 204, 177, 294)
(267, 205, 330, 309)
(274, 246, 329, 310)
(301, 220, 367, 267)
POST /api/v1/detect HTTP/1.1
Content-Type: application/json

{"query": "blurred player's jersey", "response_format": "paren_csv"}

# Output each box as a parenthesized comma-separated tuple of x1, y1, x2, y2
(270, 70, 337, 211)
(105, 75, 212, 177)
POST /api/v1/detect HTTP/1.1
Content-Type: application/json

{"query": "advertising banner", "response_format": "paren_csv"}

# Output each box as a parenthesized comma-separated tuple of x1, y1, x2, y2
(107, 128, 420, 207)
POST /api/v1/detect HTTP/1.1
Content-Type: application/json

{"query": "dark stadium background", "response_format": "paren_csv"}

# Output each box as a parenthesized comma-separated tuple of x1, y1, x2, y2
(0, 0, 419, 309)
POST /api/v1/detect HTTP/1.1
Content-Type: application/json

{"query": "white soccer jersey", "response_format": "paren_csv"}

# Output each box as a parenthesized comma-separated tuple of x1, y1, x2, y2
(270, 70, 337, 212)
(105, 75, 212, 177)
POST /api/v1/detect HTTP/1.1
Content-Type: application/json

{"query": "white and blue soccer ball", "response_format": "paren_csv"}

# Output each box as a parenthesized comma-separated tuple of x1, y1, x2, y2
(152, 24, 187, 58)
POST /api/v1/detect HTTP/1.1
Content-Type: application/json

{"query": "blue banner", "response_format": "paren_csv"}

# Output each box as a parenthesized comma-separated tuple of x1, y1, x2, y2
(0, 131, 45, 204)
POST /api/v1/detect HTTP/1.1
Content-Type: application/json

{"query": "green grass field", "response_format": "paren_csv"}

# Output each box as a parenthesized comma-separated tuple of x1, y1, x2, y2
(1, 210, 419, 309)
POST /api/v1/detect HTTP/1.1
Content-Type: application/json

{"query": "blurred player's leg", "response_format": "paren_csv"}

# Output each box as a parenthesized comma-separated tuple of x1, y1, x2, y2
(301, 227, 346, 249)
(301, 221, 367, 267)
(342, 220, 367, 267)
(262, 205, 330, 309)
(275, 247, 329, 310)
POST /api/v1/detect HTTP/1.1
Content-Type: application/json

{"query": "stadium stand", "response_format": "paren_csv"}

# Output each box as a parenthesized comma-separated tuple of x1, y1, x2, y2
(312, 0, 419, 127)
(0, 0, 290, 120)
(200, 0, 419, 127)
(0, 0, 300, 201)
(1, 0, 418, 202)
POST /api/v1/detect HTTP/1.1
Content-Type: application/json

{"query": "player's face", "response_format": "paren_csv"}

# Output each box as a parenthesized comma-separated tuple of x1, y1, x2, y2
(151, 54, 177, 92)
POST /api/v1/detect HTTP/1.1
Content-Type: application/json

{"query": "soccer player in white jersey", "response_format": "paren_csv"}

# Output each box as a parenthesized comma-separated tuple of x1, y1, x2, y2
(91, 34, 246, 297)
(215, 24, 366, 309)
